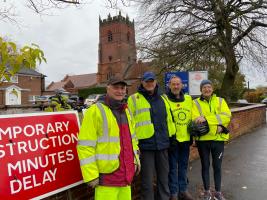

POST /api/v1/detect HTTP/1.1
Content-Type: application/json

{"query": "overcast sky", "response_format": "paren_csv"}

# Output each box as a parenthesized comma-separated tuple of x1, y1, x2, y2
(0, 1, 136, 84)
(0, 0, 266, 88)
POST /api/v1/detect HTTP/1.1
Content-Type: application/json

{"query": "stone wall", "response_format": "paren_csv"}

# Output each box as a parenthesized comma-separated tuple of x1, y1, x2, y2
(0, 105, 40, 115)
(189, 104, 267, 161)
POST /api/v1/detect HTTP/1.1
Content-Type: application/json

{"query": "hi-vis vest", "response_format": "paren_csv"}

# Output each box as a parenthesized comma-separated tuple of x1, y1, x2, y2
(192, 94, 232, 141)
(166, 94, 192, 142)
(77, 103, 139, 183)
(127, 93, 176, 140)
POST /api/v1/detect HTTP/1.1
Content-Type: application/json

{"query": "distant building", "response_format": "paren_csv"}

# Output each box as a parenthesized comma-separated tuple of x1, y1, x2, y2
(47, 12, 154, 95)
(97, 12, 152, 94)
(45, 73, 97, 95)
(0, 68, 45, 106)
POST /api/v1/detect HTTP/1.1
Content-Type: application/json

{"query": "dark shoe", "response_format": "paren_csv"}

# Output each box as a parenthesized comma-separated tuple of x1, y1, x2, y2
(214, 192, 226, 200)
(178, 191, 194, 200)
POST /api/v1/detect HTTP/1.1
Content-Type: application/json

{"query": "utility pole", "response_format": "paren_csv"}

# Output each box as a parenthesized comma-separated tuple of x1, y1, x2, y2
(247, 81, 250, 97)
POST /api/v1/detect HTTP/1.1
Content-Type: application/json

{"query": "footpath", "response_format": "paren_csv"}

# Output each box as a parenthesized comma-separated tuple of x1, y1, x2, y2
(187, 123, 267, 200)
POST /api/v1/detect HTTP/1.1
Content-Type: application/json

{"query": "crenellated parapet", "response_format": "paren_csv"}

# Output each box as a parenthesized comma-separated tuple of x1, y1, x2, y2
(99, 11, 134, 27)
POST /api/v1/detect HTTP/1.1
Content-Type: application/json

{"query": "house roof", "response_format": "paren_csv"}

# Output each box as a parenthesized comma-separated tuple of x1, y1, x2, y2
(17, 68, 44, 76)
(46, 73, 97, 91)
(6, 66, 44, 77)
(46, 81, 66, 91)
(67, 73, 97, 88)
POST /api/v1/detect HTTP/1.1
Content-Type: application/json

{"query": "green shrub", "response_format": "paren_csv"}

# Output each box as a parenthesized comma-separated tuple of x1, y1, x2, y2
(78, 87, 106, 98)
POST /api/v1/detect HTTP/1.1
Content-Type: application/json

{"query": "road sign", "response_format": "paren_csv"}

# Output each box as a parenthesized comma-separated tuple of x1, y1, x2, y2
(165, 71, 208, 95)
(165, 72, 189, 93)
(0, 111, 83, 200)
(189, 71, 208, 96)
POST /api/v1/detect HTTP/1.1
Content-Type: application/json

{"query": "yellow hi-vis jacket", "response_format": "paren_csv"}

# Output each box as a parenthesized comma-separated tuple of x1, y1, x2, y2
(166, 94, 193, 142)
(127, 93, 176, 140)
(77, 103, 140, 183)
(192, 94, 232, 141)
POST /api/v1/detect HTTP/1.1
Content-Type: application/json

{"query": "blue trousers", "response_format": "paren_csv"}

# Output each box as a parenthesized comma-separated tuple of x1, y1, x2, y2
(168, 141, 190, 196)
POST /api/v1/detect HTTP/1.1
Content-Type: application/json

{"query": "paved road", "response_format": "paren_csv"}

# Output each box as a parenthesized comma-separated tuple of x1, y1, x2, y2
(187, 124, 267, 200)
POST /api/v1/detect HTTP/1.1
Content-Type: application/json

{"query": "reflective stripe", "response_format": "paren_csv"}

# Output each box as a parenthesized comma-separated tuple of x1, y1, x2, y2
(97, 154, 118, 160)
(131, 133, 136, 139)
(133, 150, 139, 158)
(136, 120, 152, 127)
(194, 99, 203, 116)
(80, 154, 119, 166)
(221, 112, 231, 117)
(96, 103, 108, 137)
(80, 156, 96, 166)
(98, 136, 119, 143)
(96, 103, 119, 143)
(78, 140, 96, 147)
(136, 108, 150, 115)
(127, 108, 134, 120)
(219, 97, 223, 112)
(216, 114, 222, 125)
(131, 95, 137, 115)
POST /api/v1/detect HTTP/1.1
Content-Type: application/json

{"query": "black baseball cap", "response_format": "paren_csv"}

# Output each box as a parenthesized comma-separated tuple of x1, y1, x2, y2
(107, 75, 127, 86)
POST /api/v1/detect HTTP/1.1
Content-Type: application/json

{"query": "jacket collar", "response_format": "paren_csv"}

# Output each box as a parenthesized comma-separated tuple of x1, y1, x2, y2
(200, 93, 216, 102)
(166, 89, 185, 102)
(137, 84, 162, 98)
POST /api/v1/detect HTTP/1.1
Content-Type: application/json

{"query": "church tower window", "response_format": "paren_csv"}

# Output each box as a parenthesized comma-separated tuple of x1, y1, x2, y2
(108, 31, 113, 42)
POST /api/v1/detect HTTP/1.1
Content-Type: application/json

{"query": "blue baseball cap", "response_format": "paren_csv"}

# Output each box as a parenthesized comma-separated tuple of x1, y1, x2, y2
(142, 71, 156, 81)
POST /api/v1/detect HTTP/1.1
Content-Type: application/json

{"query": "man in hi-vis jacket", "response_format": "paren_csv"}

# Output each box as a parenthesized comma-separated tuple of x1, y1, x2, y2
(128, 71, 176, 200)
(77, 75, 140, 200)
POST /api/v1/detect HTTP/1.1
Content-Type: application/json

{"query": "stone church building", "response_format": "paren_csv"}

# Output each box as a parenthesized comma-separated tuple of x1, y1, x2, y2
(47, 12, 152, 94)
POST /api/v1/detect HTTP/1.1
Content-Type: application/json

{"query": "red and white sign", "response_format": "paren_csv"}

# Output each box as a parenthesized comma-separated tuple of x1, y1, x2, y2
(189, 71, 208, 96)
(0, 111, 83, 200)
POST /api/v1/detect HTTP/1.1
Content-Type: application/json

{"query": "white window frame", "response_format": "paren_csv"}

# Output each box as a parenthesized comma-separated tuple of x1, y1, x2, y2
(1, 75, 18, 83)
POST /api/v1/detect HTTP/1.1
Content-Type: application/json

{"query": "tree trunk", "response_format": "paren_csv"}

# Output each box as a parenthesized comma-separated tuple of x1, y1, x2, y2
(219, 46, 239, 101)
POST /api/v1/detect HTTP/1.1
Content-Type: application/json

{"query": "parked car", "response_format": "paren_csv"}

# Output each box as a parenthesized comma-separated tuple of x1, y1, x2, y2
(35, 96, 51, 110)
(261, 98, 267, 105)
(84, 94, 102, 106)
(237, 99, 248, 103)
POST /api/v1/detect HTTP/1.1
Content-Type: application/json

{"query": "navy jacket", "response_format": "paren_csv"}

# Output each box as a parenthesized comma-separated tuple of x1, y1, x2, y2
(137, 85, 170, 150)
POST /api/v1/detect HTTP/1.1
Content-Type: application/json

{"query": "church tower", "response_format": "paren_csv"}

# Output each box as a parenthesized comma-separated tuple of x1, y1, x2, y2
(97, 12, 137, 83)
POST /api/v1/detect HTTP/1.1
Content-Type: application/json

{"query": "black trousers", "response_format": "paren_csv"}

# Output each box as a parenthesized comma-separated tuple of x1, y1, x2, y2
(196, 141, 224, 192)
(140, 149, 170, 200)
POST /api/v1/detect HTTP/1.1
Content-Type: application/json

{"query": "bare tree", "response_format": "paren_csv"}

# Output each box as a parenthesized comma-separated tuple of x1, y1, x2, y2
(135, 0, 267, 98)
(0, 0, 81, 20)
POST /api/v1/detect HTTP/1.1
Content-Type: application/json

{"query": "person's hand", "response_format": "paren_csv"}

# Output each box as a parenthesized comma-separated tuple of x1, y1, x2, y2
(87, 178, 99, 188)
(195, 116, 206, 124)
(217, 126, 223, 133)
(135, 164, 141, 176)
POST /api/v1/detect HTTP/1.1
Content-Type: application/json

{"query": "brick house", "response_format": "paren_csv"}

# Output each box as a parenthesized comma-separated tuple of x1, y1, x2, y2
(0, 68, 45, 106)
(45, 73, 97, 95)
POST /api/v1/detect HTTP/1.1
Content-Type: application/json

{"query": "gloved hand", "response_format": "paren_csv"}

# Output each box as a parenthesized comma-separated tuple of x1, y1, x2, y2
(217, 125, 223, 133)
(195, 116, 206, 124)
(87, 178, 99, 188)
(217, 125, 230, 134)
(135, 163, 141, 176)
